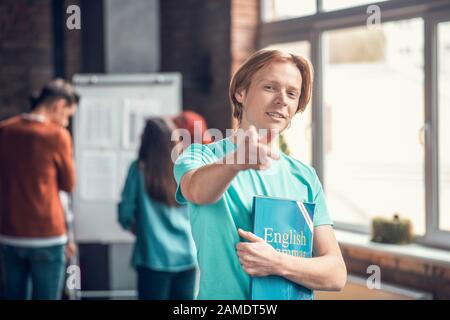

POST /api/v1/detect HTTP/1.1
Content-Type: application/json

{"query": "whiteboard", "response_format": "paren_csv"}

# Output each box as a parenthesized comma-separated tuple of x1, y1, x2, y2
(72, 73, 182, 243)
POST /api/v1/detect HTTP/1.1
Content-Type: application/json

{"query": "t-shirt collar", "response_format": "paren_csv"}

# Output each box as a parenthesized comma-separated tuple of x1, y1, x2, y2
(22, 113, 47, 123)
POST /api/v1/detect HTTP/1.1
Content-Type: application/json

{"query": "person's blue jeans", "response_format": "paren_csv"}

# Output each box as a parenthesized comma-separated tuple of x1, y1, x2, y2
(137, 266, 197, 300)
(0, 244, 66, 300)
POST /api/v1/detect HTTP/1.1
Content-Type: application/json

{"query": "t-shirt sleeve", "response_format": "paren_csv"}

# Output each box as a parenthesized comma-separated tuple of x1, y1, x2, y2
(311, 168, 334, 227)
(173, 143, 215, 205)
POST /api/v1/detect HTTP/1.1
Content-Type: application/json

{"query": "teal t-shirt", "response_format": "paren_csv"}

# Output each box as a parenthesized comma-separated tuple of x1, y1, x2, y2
(118, 160, 197, 272)
(174, 138, 333, 299)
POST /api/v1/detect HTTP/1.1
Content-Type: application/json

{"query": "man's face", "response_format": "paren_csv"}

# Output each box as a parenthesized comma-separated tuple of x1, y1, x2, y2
(50, 99, 77, 127)
(235, 61, 302, 132)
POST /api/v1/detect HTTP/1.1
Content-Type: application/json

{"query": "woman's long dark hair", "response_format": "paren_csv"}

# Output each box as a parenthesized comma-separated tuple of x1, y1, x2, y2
(138, 118, 179, 207)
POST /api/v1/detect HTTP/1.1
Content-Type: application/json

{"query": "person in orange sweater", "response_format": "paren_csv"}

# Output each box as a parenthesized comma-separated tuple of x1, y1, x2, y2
(0, 79, 79, 300)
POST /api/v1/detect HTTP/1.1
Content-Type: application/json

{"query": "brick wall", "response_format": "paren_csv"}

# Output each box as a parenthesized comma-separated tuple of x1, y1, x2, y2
(231, 0, 260, 129)
(341, 245, 450, 299)
(64, 0, 82, 80)
(0, 0, 54, 120)
(1, 0, 258, 129)
(161, 0, 259, 133)
(0, 0, 82, 121)
(231, 0, 259, 74)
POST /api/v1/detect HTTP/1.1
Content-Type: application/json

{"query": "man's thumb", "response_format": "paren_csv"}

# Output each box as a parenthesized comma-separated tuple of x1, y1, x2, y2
(238, 228, 264, 242)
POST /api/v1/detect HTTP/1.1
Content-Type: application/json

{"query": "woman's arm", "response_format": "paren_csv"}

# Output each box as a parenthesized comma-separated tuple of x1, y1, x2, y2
(236, 225, 347, 291)
(180, 126, 279, 204)
(117, 162, 139, 232)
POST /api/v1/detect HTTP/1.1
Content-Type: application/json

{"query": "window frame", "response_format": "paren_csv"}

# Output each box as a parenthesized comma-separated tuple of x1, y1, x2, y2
(259, 0, 450, 249)
(421, 10, 450, 250)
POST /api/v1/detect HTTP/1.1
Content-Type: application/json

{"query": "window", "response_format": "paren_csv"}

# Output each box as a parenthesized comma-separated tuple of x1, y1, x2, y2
(262, 0, 316, 22)
(322, 0, 389, 11)
(259, 0, 450, 248)
(265, 41, 312, 165)
(322, 19, 426, 234)
(438, 21, 450, 232)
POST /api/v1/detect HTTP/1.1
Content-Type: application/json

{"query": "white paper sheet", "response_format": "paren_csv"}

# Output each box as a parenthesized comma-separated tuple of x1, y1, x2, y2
(78, 98, 120, 148)
(122, 98, 162, 149)
(79, 151, 117, 201)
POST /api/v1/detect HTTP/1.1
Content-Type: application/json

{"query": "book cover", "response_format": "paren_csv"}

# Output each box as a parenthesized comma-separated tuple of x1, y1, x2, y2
(250, 196, 315, 300)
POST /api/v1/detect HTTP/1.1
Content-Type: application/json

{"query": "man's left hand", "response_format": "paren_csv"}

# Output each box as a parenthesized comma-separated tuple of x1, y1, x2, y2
(236, 228, 282, 277)
(65, 240, 77, 261)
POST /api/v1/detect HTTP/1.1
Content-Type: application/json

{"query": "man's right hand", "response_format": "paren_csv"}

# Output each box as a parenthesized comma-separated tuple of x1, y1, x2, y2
(226, 125, 280, 171)
(180, 126, 280, 205)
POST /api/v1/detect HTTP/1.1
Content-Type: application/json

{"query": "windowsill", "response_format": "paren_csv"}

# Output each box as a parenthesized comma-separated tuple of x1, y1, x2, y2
(335, 229, 450, 267)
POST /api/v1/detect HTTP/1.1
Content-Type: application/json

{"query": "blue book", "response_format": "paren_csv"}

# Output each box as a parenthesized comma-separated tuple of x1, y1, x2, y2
(250, 196, 315, 300)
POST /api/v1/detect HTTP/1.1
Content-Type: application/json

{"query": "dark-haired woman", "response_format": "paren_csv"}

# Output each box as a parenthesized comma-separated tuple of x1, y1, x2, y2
(118, 118, 197, 300)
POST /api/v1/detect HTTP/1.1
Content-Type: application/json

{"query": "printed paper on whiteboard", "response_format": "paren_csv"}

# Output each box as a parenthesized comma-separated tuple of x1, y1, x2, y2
(122, 98, 162, 149)
(78, 98, 120, 148)
(79, 150, 117, 201)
